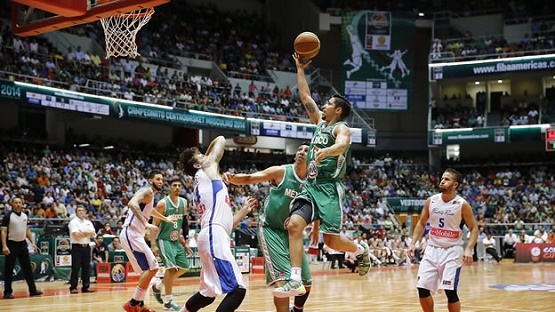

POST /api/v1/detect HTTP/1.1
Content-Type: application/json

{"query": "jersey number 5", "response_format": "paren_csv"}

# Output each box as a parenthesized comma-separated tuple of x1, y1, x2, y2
(439, 217, 445, 228)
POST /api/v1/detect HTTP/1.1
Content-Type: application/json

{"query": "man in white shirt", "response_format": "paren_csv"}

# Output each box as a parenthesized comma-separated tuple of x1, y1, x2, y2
(483, 232, 501, 263)
(68, 206, 96, 294)
(502, 229, 518, 258)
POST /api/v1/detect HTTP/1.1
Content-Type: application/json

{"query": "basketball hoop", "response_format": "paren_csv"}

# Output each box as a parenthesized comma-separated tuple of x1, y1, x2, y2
(100, 7, 155, 58)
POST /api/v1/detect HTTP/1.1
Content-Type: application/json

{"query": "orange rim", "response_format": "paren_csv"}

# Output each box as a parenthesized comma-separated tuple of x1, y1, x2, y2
(116, 7, 154, 19)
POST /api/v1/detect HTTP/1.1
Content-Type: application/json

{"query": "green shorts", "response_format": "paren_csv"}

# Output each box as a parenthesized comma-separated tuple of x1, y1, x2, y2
(258, 226, 311, 286)
(156, 239, 189, 270)
(294, 181, 344, 234)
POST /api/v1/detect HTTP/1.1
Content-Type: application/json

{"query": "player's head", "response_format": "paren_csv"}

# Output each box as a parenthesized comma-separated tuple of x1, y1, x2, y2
(148, 170, 164, 192)
(178, 147, 203, 177)
(168, 178, 183, 194)
(440, 168, 462, 191)
(326, 94, 351, 120)
(10, 197, 23, 211)
(294, 141, 309, 165)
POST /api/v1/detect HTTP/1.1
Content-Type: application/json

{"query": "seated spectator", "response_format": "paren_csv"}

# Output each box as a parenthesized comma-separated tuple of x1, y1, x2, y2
(97, 222, 114, 236)
(503, 229, 518, 258)
(108, 237, 124, 252)
(91, 234, 108, 281)
(483, 232, 501, 263)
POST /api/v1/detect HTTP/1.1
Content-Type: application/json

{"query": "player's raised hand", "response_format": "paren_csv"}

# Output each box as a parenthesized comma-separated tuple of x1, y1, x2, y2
(244, 196, 260, 211)
(313, 146, 328, 164)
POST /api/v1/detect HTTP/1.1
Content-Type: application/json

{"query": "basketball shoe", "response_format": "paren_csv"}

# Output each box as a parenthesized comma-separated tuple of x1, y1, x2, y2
(272, 280, 306, 298)
(123, 301, 157, 312)
(356, 241, 371, 276)
(151, 284, 163, 304)
(163, 300, 181, 311)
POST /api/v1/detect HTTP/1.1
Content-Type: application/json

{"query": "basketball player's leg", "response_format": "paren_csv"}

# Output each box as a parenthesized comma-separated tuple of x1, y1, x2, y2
(286, 196, 313, 268)
(121, 229, 159, 311)
(318, 183, 370, 275)
(273, 197, 312, 298)
(440, 247, 463, 312)
(273, 295, 290, 312)
(416, 247, 440, 312)
(153, 240, 189, 310)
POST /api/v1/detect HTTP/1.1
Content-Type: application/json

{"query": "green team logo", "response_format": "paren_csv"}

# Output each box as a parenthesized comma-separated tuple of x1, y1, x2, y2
(307, 160, 318, 179)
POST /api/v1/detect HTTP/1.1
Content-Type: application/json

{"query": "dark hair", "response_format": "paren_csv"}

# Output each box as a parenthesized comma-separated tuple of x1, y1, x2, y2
(169, 178, 183, 186)
(148, 170, 162, 179)
(178, 147, 200, 176)
(331, 94, 352, 119)
(444, 168, 462, 188)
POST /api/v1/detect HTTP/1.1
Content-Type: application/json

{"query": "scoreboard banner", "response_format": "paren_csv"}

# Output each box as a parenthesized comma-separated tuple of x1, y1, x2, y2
(429, 55, 555, 81)
(341, 11, 415, 111)
(428, 126, 548, 145)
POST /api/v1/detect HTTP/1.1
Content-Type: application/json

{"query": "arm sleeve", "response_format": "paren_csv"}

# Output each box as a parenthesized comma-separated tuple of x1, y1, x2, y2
(1, 212, 10, 228)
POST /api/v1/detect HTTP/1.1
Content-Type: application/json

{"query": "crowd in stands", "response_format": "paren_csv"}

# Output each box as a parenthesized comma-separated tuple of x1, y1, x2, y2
(430, 28, 555, 62)
(428, 91, 553, 129)
(1, 141, 553, 246)
(63, 1, 296, 79)
(0, 23, 315, 123)
(429, 95, 486, 129)
(499, 96, 541, 126)
(5, 0, 320, 122)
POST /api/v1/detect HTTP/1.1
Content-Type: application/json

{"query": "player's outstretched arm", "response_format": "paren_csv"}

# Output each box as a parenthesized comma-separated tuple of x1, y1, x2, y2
(225, 166, 284, 187)
(293, 53, 322, 125)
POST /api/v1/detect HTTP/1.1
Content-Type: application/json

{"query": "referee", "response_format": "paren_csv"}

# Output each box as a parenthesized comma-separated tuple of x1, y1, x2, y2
(68, 205, 96, 294)
(1, 198, 43, 299)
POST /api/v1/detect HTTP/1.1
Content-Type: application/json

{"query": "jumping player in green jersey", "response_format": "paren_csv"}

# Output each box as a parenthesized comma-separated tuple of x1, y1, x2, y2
(151, 179, 193, 311)
(224, 143, 313, 312)
(274, 53, 371, 297)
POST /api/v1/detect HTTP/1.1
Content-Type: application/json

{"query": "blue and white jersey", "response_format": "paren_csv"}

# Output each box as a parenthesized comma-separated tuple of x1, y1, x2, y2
(193, 169, 233, 234)
(123, 188, 154, 234)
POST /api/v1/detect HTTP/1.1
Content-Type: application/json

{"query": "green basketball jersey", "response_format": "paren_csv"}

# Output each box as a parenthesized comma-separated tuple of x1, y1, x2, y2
(306, 121, 350, 183)
(157, 196, 186, 241)
(259, 164, 305, 229)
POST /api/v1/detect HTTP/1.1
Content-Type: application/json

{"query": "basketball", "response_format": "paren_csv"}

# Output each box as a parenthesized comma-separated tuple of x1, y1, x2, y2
(294, 31, 320, 59)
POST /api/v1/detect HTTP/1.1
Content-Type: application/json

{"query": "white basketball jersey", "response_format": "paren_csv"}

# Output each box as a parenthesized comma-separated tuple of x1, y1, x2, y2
(427, 193, 465, 248)
(193, 169, 233, 234)
(123, 188, 154, 234)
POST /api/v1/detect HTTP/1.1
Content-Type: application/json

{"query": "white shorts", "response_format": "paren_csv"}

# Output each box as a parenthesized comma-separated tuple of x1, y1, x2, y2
(120, 227, 159, 273)
(197, 225, 245, 297)
(416, 245, 463, 293)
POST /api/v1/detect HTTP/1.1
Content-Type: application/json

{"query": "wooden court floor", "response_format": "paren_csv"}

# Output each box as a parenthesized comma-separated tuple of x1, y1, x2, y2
(2, 261, 554, 312)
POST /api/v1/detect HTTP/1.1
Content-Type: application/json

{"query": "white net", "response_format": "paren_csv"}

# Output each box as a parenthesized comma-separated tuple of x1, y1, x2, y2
(100, 7, 155, 58)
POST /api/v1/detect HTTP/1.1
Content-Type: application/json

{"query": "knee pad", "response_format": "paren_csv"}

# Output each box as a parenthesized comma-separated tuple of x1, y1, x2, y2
(186, 292, 215, 312)
(417, 287, 431, 298)
(289, 198, 313, 225)
(216, 287, 246, 312)
(444, 289, 459, 303)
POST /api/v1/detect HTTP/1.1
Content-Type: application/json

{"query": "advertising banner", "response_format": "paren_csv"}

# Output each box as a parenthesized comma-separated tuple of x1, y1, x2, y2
(428, 128, 509, 145)
(429, 55, 555, 80)
(0, 254, 53, 282)
(515, 243, 555, 263)
(55, 238, 72, 267)
(385, 197, 426, 213)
